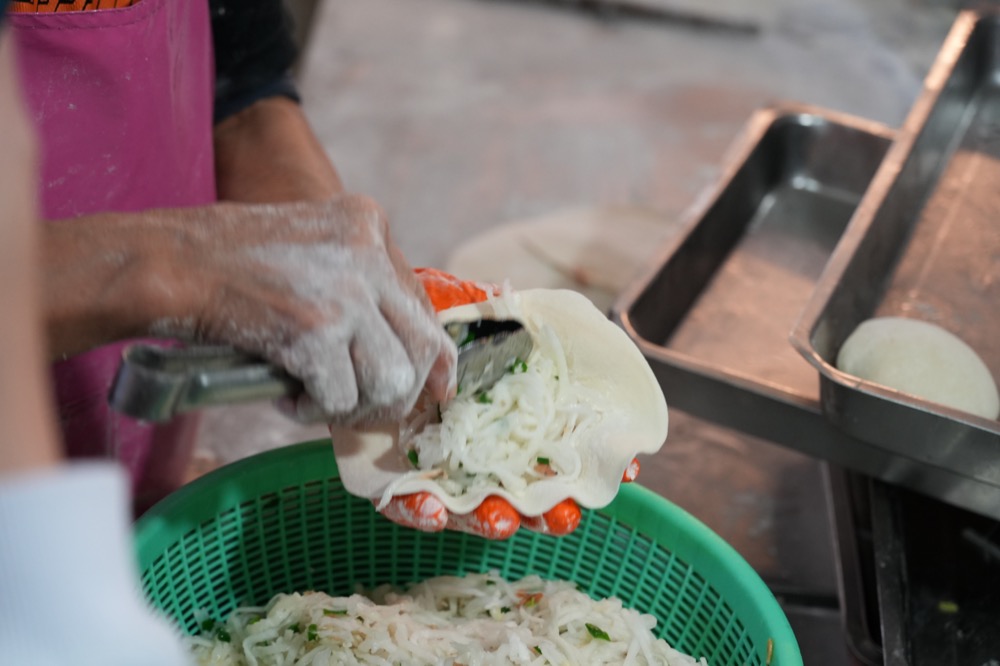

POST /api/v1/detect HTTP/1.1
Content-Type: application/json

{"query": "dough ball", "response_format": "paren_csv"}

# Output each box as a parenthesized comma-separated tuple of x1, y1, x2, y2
(837, 317, 1000, 420)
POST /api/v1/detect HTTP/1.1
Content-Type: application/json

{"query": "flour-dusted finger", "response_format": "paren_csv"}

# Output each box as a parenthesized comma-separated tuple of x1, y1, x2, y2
(278, 326, 359, 416)
(424, 345, 458, 405)
(350, 308, 417, 409)
(379, 285, 457, 406)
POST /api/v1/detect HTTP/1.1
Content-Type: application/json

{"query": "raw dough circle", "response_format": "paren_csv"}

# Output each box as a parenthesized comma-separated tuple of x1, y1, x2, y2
(836, 317, 1000, 420)
(445, 206, 680, 313)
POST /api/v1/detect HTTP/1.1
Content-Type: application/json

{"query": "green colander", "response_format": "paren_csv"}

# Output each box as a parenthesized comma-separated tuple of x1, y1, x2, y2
(135, 440, 801, 665)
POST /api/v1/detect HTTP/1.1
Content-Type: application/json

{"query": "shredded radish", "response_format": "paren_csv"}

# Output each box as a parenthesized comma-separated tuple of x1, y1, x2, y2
(188, 573, 708, 666)
(392, 292, 601, 503)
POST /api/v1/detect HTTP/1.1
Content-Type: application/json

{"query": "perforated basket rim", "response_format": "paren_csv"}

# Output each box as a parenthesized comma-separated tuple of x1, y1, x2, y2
(135, 439, 801, 665)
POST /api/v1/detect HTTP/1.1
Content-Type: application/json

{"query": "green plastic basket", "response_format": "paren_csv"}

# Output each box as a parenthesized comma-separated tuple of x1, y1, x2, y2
(135, 440, 800, 665)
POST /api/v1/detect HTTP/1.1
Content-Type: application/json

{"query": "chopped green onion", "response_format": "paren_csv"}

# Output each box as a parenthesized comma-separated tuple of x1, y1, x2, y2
(500, 606, 511, 613)
(523, 596, 539, 608)
(460, 331, 476, 347)
(476, 391, 492, 404)
(586, 623, 610, 641)
(485, 580, 496, 586)
(407, 449, 419, 467)
(534, 646, 543, 655)
(323, 609, 348, 617)
(456, 383, 463, 395)
(307, 623, 318, 641)
(200, 619, 216, 632)
(508, 357, 528, 374)
(216, 628, 231, 643)
(536, 457, 550, 465)
(247, 616, 262, 625)
(287, 623, 301, 634)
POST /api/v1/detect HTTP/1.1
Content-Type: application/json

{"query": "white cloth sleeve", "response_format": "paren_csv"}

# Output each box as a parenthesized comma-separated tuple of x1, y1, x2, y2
(0, 463, 191, 666)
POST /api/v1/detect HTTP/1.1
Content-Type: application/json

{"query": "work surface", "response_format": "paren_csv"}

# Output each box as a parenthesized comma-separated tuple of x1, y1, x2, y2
(194, 1, 962, 663)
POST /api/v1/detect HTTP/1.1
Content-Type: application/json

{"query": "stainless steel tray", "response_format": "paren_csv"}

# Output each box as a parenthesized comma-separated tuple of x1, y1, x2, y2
(628, 105, 895, 399)
(613, 106, 922, 468)
(615, 98, 1000, 521)
(791, 11, 1000, 509)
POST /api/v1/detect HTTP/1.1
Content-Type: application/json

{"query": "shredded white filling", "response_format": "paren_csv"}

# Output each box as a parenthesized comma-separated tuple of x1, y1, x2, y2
(187, 573, 708, 666)
(385, 293, 603, 505)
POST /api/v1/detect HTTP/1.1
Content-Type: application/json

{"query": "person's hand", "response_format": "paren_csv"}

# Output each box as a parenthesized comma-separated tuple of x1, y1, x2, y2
(43, 196, 457, 428)
(376, 268, 641, 539)
(380, 460, 641, 538)
(175, 198, 459, 427)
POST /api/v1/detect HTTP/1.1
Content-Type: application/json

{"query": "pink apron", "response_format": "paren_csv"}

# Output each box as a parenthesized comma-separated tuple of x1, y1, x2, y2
(9, 0, 216, 512)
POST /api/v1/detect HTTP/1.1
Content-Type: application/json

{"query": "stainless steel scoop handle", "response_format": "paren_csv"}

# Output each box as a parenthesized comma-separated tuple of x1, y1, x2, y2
(108, 345, 301, 423)
(109, 320, 533, 423)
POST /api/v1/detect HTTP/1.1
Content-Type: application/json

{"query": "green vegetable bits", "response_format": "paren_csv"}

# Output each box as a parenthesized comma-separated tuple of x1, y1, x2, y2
(509, 358, 528, 374)
(586, 623, 611, 641)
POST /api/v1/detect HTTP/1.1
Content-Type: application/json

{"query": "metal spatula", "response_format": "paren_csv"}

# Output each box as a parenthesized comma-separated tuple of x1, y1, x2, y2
(108, 319, 533, 423)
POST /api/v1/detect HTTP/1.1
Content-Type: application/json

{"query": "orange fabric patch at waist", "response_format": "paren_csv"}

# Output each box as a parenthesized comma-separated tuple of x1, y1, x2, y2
(8, 0, 138, 11)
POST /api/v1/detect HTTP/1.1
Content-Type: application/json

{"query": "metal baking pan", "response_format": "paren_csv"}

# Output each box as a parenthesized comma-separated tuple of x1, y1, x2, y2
(614, 97, 1000, 521)
(613, 104, 897, 448)
(791, 11, 1000, 508)
(613, 103, 893, 399)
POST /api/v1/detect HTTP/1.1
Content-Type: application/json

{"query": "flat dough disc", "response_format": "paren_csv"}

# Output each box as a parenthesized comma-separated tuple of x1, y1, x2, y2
(445, 206, 681, 312)
(837, 317, 1000, 420)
